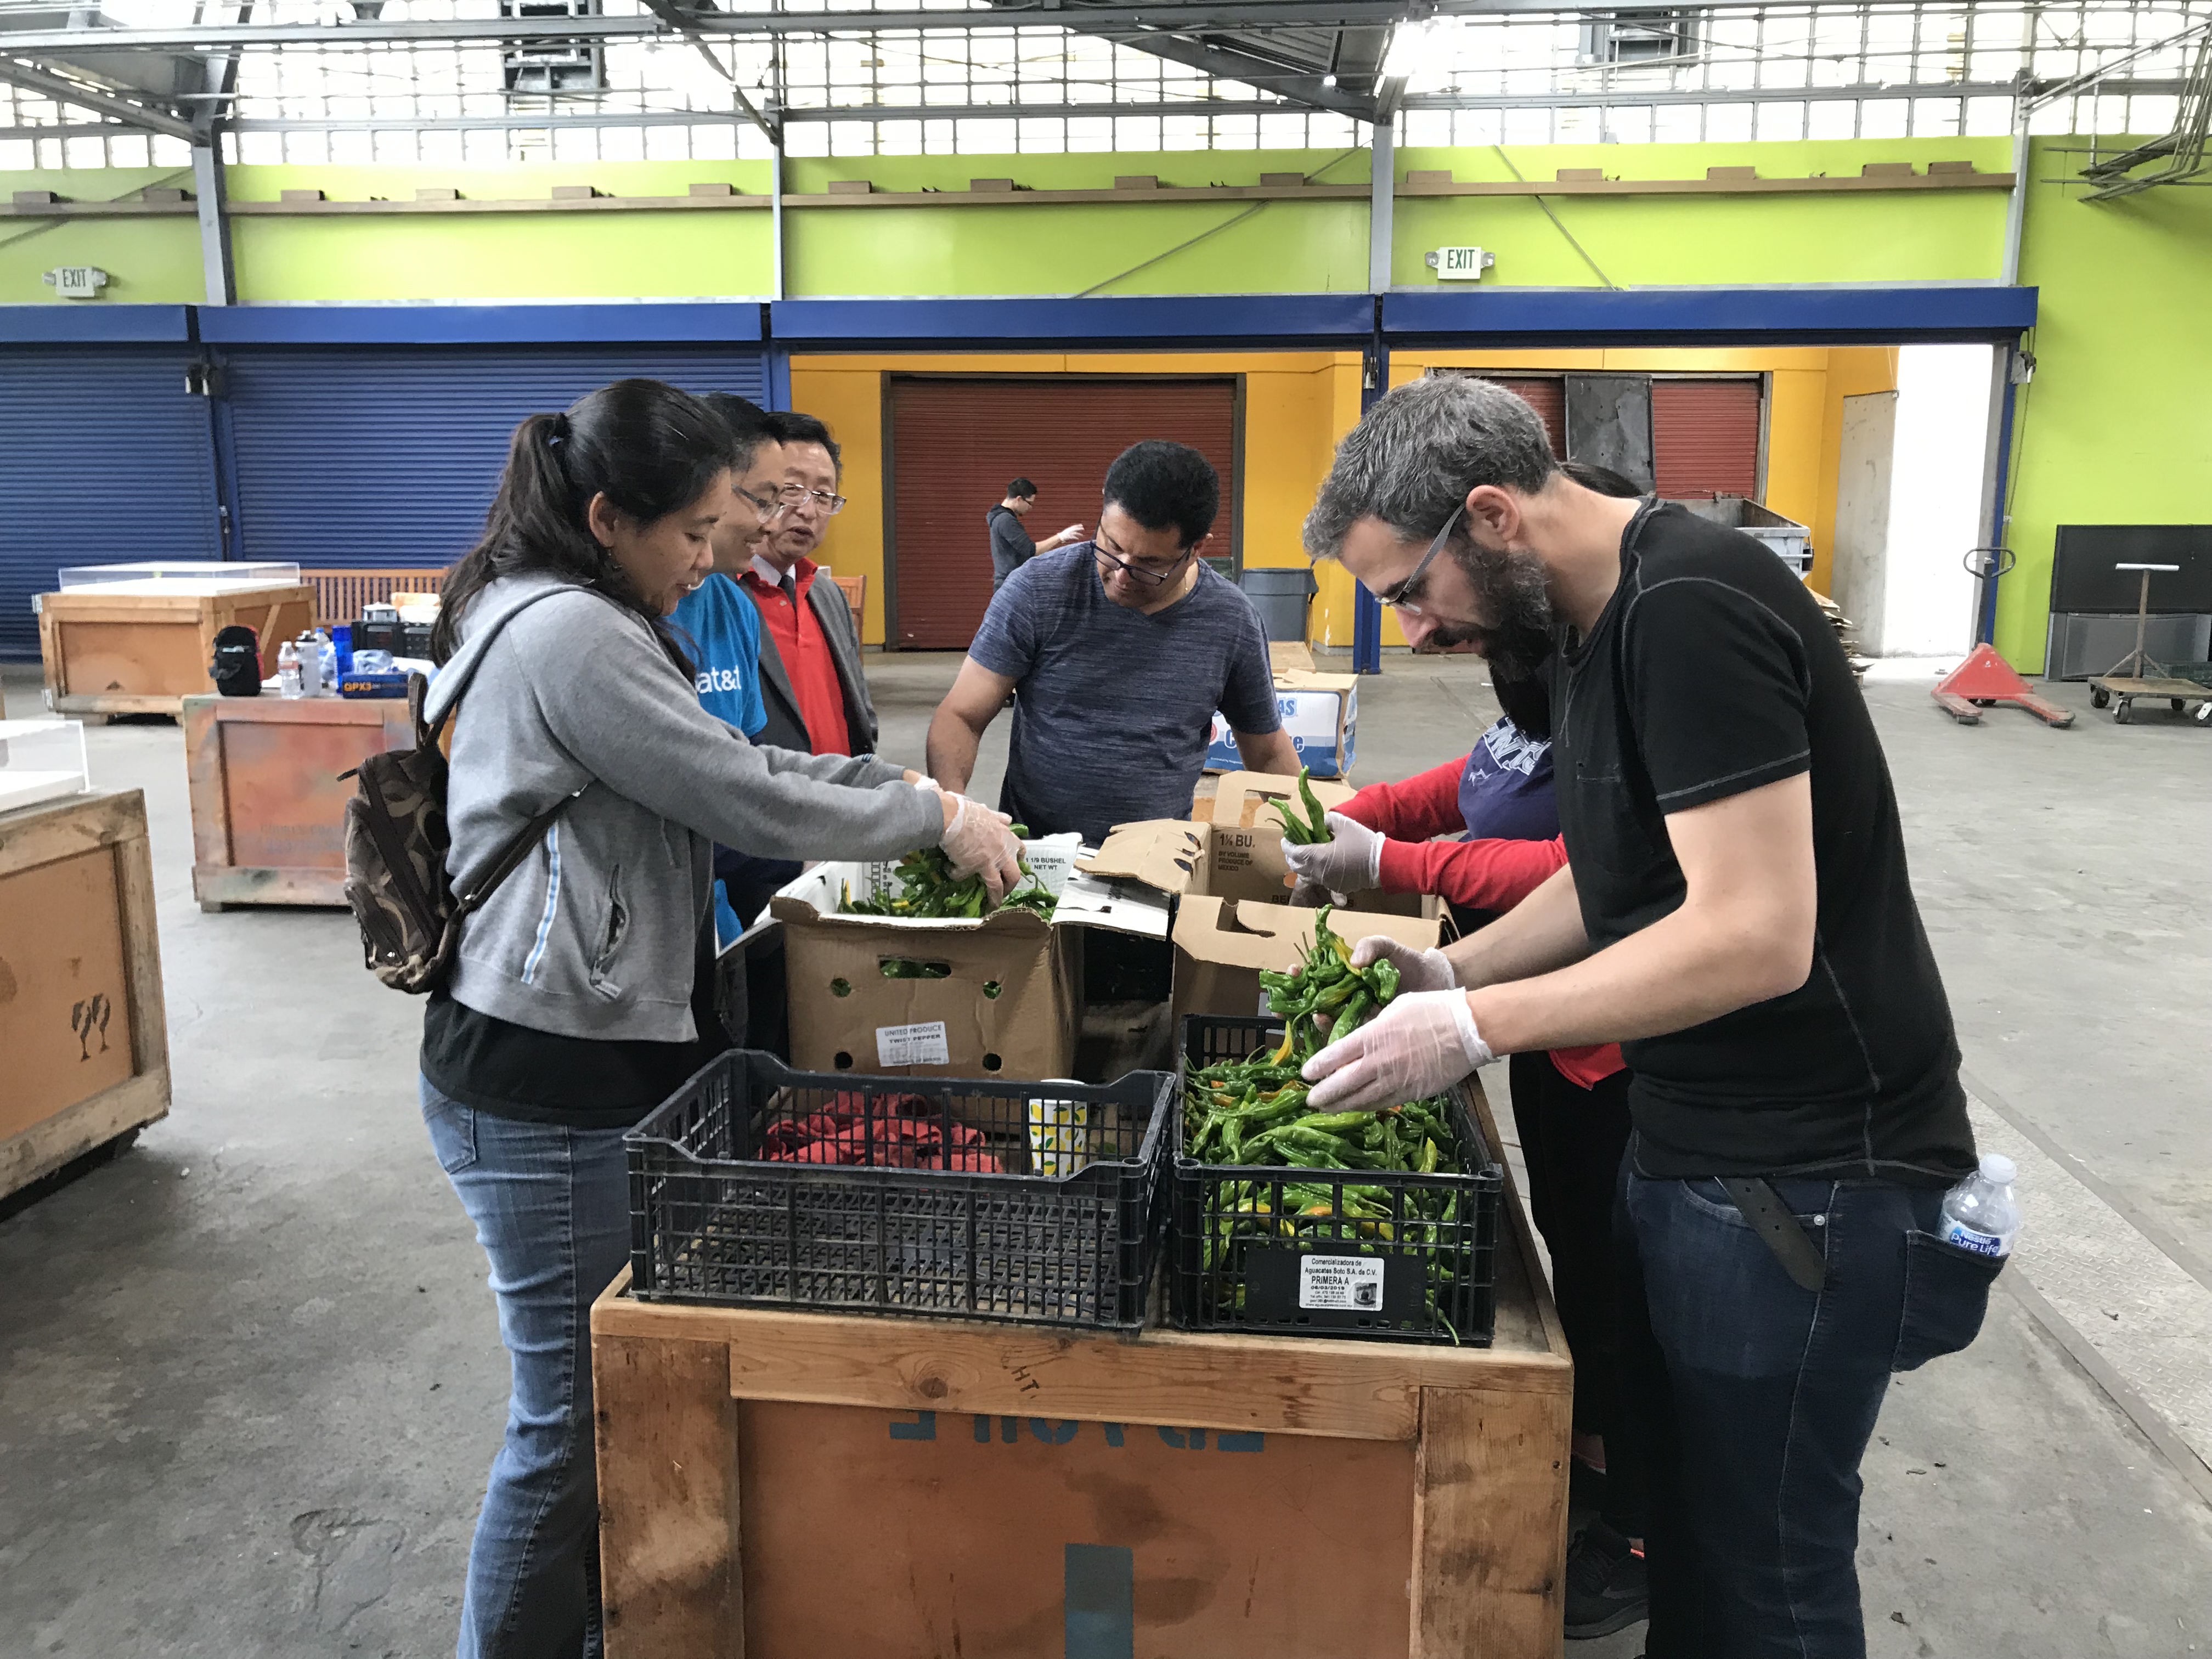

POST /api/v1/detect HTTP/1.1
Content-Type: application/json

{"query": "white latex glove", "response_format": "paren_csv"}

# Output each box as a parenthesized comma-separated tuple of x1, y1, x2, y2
(1348, 933, 1458, 995)
(1279, 811, 1383, 895)
(1301, 989, 1494, 1113)
(939, 793, 1022, 902)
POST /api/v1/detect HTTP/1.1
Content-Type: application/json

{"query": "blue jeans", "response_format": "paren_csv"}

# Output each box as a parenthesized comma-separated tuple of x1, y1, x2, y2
(1619, 1170, 1999, 1659)
(423, 1077, 634, 1659)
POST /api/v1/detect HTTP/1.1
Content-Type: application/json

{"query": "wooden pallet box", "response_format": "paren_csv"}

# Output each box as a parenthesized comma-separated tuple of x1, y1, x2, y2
(591, 1086, 1571, 1659)
(183, 693, 414, 909)
(0, 789, 171, 1200)
(38, 583, 315, 716)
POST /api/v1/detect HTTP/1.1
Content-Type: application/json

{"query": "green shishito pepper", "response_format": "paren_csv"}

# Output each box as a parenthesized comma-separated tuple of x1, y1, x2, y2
(840, 822, 1057, 919)
(1183, 905, 1473, 1338)
(1265, 765, 1333, 846)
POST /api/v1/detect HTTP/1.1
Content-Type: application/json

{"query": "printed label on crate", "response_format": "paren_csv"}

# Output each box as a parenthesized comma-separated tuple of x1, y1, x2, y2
(1297, 1254, 1387, 1312)
(876, 1020, 950, 1067)
(1018, 834, 1085, 897)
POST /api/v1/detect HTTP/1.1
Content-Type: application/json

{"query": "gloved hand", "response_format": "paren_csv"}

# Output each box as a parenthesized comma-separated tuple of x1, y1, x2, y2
(1348, 933, 1458, 995)
(938, 793, 1023, 902)
(1301, 989, 1494, 1112)
(1279, 811, 1383, 896)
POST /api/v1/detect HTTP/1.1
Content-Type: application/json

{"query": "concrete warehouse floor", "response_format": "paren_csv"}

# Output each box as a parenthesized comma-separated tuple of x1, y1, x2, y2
(4, 651, 2211, 1659)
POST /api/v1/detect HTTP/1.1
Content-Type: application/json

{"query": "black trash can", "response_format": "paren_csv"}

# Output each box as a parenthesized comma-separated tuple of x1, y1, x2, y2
(1238, 566, 1317, 642)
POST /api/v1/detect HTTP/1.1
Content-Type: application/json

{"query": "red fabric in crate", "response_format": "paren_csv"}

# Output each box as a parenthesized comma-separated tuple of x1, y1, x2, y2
(758, 1091, 1005, 1173)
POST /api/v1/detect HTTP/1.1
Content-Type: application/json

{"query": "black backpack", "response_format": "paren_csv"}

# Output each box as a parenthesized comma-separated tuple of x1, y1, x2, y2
(211, 624, 262, 697)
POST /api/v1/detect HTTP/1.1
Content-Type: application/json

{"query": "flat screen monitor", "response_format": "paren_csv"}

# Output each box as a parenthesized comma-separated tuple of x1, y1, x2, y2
(2050, 525, 2212, 614)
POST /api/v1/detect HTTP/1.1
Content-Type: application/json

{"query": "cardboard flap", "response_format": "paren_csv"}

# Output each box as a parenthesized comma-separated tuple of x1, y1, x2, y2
(1076, 820, 1206, 898)
(1268, 669, 1358, 693)
(1172, 895, 1443, 970)
(768, 860, 1052, 936)
(1053, 871, 1173, 940)
(1210, 769, 1356, 833)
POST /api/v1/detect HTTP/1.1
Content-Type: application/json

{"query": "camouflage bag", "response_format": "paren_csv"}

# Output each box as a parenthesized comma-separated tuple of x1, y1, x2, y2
(340, 593, 577, 993)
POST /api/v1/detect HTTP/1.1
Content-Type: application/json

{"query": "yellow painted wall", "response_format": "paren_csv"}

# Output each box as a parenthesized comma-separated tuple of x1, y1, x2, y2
(1809, 348, 1901, 595)
(789, 351, 1358, 646)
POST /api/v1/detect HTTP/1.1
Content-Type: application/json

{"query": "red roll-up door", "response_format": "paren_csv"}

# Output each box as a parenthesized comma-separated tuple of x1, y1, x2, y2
(1480, 376, 1568, 458)
(887, 377, 1239, 650)
(1651, 377, 1763, 497)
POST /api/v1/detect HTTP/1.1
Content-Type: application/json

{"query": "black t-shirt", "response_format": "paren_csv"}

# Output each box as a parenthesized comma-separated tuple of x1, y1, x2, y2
(420, 920, 728, 1130)
(1548, 501, 1974, 1186)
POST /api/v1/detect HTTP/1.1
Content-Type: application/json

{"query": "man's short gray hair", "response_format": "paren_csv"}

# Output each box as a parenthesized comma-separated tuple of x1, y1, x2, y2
(1302, 374, 1558, 561)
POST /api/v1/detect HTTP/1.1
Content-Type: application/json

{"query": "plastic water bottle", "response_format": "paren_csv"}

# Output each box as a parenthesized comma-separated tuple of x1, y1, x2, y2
(316, 631, 338, 694)
(1938, 1153, 2020, 1258)
(276, 639, 303, 697)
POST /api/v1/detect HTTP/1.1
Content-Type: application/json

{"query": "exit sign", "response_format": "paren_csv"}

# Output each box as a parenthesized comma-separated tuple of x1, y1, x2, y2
(1429, 246, 1494, 281)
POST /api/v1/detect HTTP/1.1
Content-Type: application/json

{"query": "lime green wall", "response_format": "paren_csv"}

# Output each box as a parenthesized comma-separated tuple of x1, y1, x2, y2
(1997, 136, 2212, 670)
(0, 166, 204, 304)
(1395, 139, 2011, 286)
(227, 162, 775, 300)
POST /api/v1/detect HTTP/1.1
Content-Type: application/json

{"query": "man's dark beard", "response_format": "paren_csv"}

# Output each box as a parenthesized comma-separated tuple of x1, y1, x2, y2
(1423, 540, 1556, 681)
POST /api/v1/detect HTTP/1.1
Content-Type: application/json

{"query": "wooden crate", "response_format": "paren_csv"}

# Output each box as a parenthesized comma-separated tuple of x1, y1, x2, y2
(0, 789, 171, 1201)
(302, 566, 446, 630)
(591, 1086, 1571, 1659)
(183, 694, 413, 910)
(826, 571, 865, 626)
(37, 583, 315, 717)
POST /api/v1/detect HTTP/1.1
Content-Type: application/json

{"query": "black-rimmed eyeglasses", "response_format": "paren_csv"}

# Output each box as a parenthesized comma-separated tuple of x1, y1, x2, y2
(734, 483, 788, 520)
(1375, 503, 1465, 617)
(1093, 543, 1193, 588)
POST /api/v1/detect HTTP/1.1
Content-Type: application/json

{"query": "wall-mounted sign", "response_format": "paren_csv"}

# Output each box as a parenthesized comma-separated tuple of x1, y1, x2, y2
(1425, 247, 1495, 282)
(43, 266, 110, 300)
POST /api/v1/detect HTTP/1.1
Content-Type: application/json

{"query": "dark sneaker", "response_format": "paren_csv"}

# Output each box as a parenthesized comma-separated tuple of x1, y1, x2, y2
(1565, 1520, 1649, 1640)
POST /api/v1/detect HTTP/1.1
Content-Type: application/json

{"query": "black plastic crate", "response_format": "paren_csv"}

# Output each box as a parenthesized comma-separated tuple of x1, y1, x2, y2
(627, 1050, 1173, 1330)
(1167, 1015, 1502, 1346)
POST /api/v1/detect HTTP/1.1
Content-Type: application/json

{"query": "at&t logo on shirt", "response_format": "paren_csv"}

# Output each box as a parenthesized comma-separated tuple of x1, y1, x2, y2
(697, 666, 749, 696)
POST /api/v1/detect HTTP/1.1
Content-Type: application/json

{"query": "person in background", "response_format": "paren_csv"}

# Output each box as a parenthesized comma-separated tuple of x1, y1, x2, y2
(740, 409, 877, 758)
(1278, 459, 1654, 1645)
(1298, 373, 1987, 1659)
(925, 439, 1301, 847)
(668, 392, 791, 933)
(419, 378, 1020, 1659)
(988, 476, 1086, 590)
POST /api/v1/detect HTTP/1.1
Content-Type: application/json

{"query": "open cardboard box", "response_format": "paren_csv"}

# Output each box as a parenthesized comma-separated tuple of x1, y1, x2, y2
(769, 839, 1170, 1084)
(1195, 771, 1432, 921)
(1078, 812, 1448, 1029)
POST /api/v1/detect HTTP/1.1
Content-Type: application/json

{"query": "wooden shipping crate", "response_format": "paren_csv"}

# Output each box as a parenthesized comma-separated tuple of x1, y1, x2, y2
(38, 583, 315, 716)
(591, 1087, 1571, 1659)
(0, 789, 171, 1201)
(303, 566, 446, 630)
(183, 694, 414, 910)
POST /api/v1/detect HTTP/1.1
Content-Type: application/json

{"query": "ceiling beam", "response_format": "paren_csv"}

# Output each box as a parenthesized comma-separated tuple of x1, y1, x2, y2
(0, 57, 196, 140)
(0, 3, 1911, 54)
(1092, 31, 1385, 121)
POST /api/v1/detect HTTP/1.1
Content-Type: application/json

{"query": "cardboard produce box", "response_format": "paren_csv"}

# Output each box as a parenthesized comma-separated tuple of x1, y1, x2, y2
(1206, 670, 1357, 778)
(1078, 817, 1447, 1029)
(768, 840, 1165, 1084)
(1194, 771, 1431, 921)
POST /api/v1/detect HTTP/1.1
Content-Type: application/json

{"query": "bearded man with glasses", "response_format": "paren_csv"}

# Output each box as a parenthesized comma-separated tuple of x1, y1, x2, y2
(927, 438, 1299, 848)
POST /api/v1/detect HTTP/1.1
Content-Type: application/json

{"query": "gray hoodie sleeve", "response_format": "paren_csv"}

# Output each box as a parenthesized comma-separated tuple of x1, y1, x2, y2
(509, 591, 944, 862)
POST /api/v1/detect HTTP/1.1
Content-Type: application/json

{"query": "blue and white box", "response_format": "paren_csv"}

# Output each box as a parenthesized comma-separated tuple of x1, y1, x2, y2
(1206, 671, 1357, 779)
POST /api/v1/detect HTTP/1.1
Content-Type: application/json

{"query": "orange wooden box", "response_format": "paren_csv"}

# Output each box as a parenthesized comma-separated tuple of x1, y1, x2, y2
(37, 583, 315, 718)
(590, 1085, 1572, 1659)
(183, 693, 414, 910)
(0, 789, 171, 1201)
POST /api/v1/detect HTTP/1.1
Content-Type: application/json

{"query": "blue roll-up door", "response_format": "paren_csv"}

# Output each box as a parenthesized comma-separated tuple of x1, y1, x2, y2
(219, 346, 773, 570)
(0, 348, 222, 661)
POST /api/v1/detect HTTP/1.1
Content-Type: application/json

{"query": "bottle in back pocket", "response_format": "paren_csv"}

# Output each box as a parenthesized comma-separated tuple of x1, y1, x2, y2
(1938, 1153, 2019, 1258)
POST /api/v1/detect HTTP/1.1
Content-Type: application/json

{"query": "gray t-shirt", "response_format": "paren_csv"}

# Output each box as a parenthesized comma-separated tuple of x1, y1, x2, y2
(987, 505, 1035, 588)
(969, 544, 1280, 844)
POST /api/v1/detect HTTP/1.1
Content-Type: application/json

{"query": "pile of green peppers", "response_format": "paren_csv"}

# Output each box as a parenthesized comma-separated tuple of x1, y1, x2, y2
(1266, 766, 1333, 845)
(841, 825, 1057, 920)
(1183, 905, 1471, 1339)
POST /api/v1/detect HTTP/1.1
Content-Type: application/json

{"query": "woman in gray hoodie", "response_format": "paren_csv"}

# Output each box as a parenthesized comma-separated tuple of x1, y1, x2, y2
(418, 378, 1019, 1659)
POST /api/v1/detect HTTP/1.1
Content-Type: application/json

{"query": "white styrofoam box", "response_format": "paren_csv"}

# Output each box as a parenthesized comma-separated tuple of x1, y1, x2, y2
(1206, 681, 1358, 778)
(0, 718, 89, 816)
(57, 560, 302, 595)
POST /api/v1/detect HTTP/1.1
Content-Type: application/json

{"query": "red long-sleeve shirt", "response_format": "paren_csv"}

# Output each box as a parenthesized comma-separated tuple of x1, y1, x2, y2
(1342, 755, 1624, 1091)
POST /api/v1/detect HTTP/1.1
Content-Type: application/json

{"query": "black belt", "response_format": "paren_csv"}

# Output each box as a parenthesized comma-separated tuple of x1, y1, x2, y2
(1719, 1177, 1828, 1293)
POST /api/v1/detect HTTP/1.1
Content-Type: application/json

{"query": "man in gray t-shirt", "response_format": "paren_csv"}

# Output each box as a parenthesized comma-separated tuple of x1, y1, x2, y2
(931, 442, 1301, 845)
(987, 477, 1086, 589)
